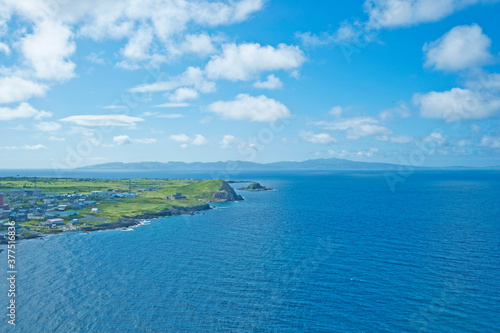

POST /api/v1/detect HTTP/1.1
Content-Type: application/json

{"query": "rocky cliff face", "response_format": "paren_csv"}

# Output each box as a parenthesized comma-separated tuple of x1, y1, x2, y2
(210, 181, 244, 202)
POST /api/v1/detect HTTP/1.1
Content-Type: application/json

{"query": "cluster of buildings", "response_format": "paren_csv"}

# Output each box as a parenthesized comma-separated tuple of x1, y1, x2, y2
(0, 187, 139, 231)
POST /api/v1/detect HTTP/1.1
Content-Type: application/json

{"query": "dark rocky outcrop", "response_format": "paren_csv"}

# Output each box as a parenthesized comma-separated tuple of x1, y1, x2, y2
(238, 182, 273, 191)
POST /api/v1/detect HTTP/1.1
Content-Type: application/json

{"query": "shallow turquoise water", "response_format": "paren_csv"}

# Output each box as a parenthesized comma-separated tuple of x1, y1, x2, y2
(0, 171, 499, 332)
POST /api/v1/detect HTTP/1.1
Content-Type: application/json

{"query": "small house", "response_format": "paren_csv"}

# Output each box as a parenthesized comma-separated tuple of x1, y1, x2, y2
(166, 193, 187, 200)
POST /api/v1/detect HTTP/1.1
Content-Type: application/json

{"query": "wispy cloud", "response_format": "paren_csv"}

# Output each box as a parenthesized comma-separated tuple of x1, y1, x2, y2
(60, 115, 144, 127)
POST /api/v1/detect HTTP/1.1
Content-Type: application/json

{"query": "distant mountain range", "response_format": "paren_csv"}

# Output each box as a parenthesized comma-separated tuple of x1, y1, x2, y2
(75, 158, 498, 171)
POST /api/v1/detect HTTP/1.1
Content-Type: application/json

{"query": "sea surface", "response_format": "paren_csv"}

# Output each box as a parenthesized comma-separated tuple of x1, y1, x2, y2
(0, 170, 499, 332)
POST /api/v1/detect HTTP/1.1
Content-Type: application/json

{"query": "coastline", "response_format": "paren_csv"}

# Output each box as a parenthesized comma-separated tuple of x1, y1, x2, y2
(0, 203, 212, 244)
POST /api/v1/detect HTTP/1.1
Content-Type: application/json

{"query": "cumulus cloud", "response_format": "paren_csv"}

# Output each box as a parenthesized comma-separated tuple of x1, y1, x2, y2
(424, 132, 446, 146)
(4, 0, 263, 66)
(208, 94, 291, 123)
(479, 135, 500, 149)
(413, 87, 500, 121)
(296, 20, 375, 48)
(253, 74, 283, 90)
(364, 0, 493, 28)
(113, 135, 156, 145)
(60, 115, 144, 127)
(176, 33, 218, 56)
(0, 42, 9, 55)
(35, 122, 61, 132)
(0, 76, 48, 104)
(315, 116, 392, 140)
(300, 131, 337, 144)
(378, 101, 410, 120)
(128, 66, 215, 94)
(167, 87, 199, 102)
(329, 106, 343, 117)
(0, 102, 52, 121)
(205, 43, 305, 81)
(220, 135, 237, 149)
(169, 134, 191, 143)
(424, 24, 493, 71)
(169, 133, 207, 147)
(20, 20, 76, 81)
(192, 134, 208, 146)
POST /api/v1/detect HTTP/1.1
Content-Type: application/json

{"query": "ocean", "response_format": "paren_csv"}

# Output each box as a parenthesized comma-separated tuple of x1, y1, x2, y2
(0, 170, 499, 332)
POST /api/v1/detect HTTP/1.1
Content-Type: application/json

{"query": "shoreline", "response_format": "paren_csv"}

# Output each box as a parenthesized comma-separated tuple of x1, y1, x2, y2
(0, 203, 212, 244)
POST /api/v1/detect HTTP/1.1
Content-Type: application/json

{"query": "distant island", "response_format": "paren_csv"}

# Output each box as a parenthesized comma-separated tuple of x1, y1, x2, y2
(75, 158, 403, 171)
(74, 158, 500, 171)
(0, 178, 243, 243)
(238, 182, 273, 191)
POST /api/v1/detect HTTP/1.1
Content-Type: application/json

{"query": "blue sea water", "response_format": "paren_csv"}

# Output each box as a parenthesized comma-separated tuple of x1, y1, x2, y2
(0, 170, 499, 332)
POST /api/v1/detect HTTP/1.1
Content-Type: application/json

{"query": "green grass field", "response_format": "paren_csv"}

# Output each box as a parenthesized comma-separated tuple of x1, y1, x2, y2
(0, 178, 227, 231)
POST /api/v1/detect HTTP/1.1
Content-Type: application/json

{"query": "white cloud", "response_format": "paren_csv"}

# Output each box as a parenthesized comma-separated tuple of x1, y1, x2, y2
(479, 135, 500, 149)
(4, 0, 263, 67)
(220, 135, 236, 148)
(297, 20, 375, 47)
(317, 117, 379, 131)
(316, 116, 392, 140)
(347, 124, 392, 139)
(0, 76, 48, 104)
(378, 101, 410, 120)
(1, 144, 46, 150)
(329, 106, 343, 117)
(153, 103, 190, 108)
(300, 131, 337, 144)
(128, 66, 215, 94)
(414, 87, 500, 121)
(86, 52, 106, 65)
(155, 113, 184, 119)
(205, 43, 305, 81)
(424, 132, 446, 146)
(208, 94, 291, 123)
(101, 105, 127, 109)
(0, 42, 9, 55)
(328, 148, 378, 158)
(167, 87, 199, 102)
(169, 133, 207, 147)
(424, 24, 493, 71)
(192, 134, 208, 146)
(177, 33, 217, 56)
(120, 24, 155, 61)
(49, 136, 66, 142)
(35, 121, 61, 132)
(388, 135, 414, 143)
(20, 20, 76, 81)
(253, 74, 283, 90)
(60, 115, 144, 127)
(169, 134, 191, 143)
(0, 102, 52, 121)
(364, 0, 494, 28)
(113, 135, 156, 145)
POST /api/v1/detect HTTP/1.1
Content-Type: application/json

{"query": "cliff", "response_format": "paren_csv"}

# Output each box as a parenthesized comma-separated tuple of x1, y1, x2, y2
(210, 180, 244, 202)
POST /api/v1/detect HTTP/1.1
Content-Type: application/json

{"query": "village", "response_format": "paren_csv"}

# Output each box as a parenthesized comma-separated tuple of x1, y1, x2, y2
(0, 186, 162, 239)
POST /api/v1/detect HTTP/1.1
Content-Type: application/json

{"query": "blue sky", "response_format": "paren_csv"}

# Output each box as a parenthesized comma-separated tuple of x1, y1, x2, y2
(0, 0, 499, 169)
